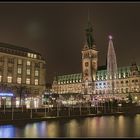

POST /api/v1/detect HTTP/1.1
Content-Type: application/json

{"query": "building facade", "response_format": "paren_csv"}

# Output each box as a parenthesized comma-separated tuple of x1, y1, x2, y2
(52, 21, 140, 103)
(52, 64, 140, 94)
(0, 42, 46, 108)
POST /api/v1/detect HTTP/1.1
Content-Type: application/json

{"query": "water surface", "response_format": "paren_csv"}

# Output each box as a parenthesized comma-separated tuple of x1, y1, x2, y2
(0, 114, 140, 138)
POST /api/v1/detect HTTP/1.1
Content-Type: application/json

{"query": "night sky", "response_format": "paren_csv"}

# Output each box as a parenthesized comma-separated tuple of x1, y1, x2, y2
(0, 2, 139, 83)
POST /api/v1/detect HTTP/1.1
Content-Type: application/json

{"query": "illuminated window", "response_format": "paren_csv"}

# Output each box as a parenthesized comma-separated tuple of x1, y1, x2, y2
(17, 67, 22, 74)
(119, 73, 121, 78)
(18, 59, 22, 64)
(123, 73, 125, 78)
(33, 54, 37, 58)
(31, 53, 33, 58)
(0, 75, 2, 82)
(26, 78, 30, 84)
(35, 70, 39, 76)
(27, 53, 31, 57)
(35, 79, 38, 85)
(17, 77, 21, 84)
(7, 76, 12, 83)
(27, 61, 31, 66)
(26, 69, 30, 75)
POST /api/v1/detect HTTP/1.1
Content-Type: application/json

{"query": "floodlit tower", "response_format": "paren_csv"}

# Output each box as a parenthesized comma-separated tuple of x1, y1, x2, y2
(107, 35, 118, 94)
(82, 21, 98, 94)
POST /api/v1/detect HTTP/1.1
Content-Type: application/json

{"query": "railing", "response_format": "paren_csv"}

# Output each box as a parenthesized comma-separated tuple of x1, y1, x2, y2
(0, 103, 139, 122)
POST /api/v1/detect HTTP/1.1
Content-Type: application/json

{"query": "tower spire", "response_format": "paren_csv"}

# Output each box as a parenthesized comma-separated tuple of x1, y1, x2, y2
(85, 9, 96, 49)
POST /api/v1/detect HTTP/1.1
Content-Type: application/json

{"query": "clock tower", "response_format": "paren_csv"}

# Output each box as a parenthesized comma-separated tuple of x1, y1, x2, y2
(82, 21, 98, 94)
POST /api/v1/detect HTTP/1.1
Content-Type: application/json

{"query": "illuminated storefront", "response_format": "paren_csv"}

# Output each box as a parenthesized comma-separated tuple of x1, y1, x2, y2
(0, 93, 14, 108)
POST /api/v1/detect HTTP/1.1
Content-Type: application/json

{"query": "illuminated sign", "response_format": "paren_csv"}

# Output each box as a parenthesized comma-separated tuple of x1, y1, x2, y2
(0, 93, 14, 97)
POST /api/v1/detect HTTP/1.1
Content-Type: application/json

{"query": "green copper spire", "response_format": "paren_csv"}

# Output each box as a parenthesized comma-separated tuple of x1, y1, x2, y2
(85, 10, 95, 49)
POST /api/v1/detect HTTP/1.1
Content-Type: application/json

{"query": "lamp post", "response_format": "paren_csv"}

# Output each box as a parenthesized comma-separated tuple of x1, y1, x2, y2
(11, 97, 14, 120)
(48, 99, 50, 113)
(57, 99, 59, 117)
(12, 104, 14, 120)
(110, 98, 113, 113)
(30, 97, 33, 119)
(88, 100, 90, 114)
(68, 105, 70, 116)
(103, 99, 106, 114)
(79, 100, 81, 116)
(3, 97, 6, 114)
(45, 104, 47, 117)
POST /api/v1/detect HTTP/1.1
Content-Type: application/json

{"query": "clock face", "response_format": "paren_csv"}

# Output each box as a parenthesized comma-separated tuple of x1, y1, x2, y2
(85, 62, 89, 67)
(85, 73, 88, 76)
(84, 69, 88, 76)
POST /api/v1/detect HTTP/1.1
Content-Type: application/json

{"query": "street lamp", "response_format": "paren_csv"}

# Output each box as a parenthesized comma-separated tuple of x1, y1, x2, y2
(2, 97, 6, 114)
(110, 98, 113, 113)
(57, 99, 60, 117)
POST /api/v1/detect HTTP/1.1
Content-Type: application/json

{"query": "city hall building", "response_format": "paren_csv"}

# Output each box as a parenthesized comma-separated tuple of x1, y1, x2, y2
(52, 22, 140, 104)
(0, 42, 46, 108)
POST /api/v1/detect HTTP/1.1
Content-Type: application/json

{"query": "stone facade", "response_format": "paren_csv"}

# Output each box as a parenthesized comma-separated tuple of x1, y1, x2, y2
(52, 63, 140, 97)
(0, 43, 46, 108)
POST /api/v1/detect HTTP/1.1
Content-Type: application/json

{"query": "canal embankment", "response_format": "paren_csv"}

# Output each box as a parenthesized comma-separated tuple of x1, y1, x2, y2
(0, 105, 139, 125)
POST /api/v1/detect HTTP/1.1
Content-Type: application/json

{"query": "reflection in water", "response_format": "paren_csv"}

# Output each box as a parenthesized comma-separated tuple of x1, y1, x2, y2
(66, 119, 80, 137)
(0, 125, 15, 138)
(117, 115, 126, 137)
(134, 114, 140, 137)
(0, 115, 140, 138)
(47, 121, 59, 137)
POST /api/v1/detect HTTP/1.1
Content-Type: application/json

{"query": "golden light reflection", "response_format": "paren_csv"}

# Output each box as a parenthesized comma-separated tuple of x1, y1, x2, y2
(47, 122, 59, 138)
(24, 124, 38, 137)
(66, 119, 80, 137)
(134, 114, 140, 136)
(88, 118, 97, 137)
(116, 115, 125, 136)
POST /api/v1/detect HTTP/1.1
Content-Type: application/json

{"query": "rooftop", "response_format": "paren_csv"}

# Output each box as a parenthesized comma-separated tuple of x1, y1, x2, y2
(0, 42, 41, 55)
